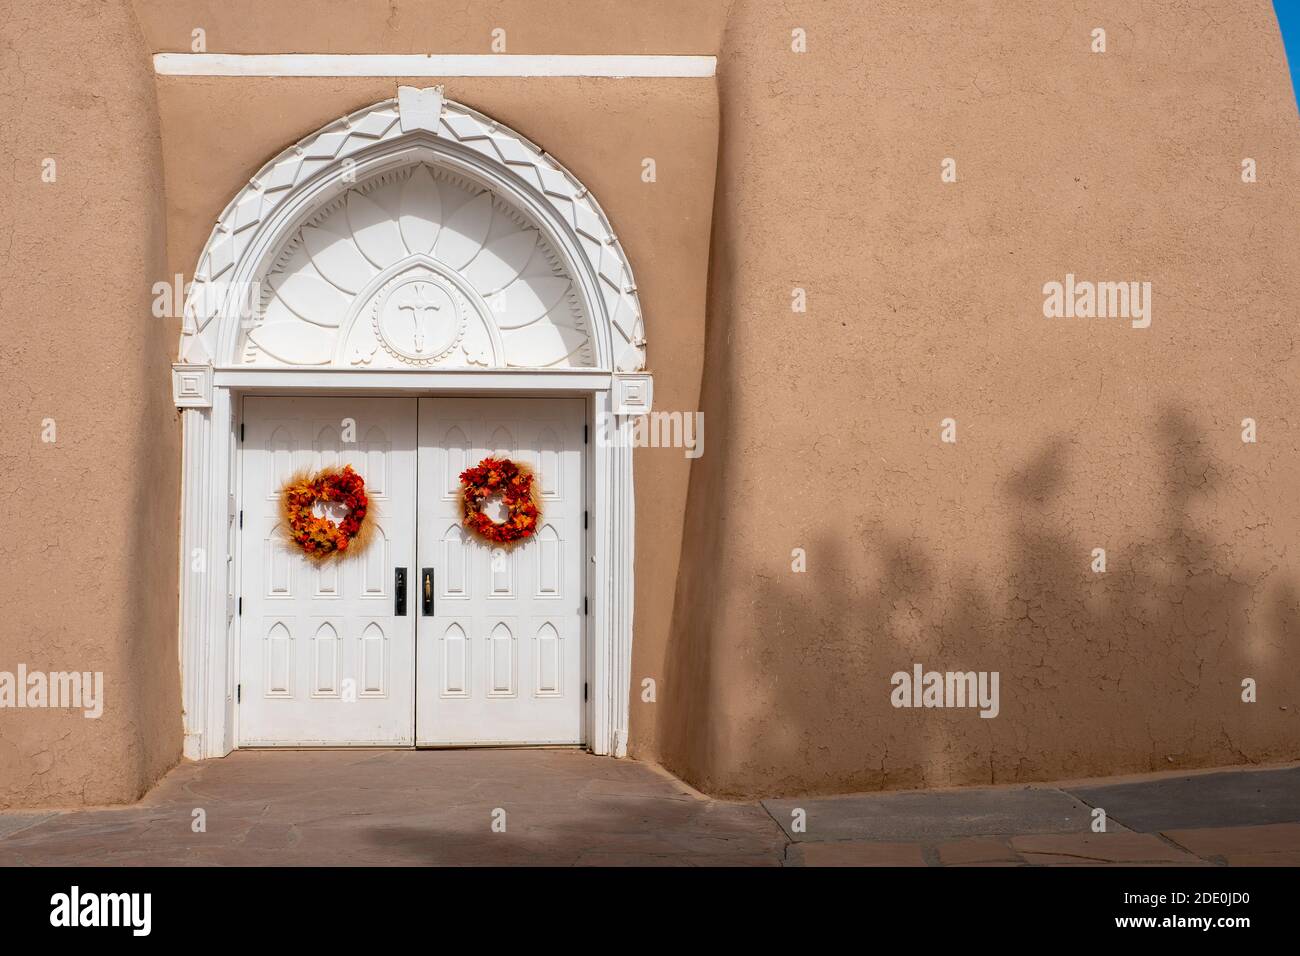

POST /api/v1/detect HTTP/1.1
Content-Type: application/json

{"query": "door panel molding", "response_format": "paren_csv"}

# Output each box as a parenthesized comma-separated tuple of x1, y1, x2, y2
(415, 397, 585, 746)
(237, 396, 418, 746)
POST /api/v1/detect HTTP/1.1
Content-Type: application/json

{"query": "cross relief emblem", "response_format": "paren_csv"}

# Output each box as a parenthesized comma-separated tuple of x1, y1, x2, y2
(394, 283, 444, 354)
(372, 273, 465, 365)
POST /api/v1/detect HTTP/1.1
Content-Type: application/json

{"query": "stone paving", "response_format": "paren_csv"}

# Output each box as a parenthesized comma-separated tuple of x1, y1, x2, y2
(0, 750, 1296, 866)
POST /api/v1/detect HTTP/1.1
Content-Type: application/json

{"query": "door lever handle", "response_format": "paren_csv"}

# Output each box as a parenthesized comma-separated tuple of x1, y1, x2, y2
(394, 567, 408, 616)
(421, 568, 434, 616)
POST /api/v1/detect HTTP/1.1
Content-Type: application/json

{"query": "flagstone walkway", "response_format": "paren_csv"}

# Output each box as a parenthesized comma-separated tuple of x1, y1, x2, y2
(0, 750, 1296, 866)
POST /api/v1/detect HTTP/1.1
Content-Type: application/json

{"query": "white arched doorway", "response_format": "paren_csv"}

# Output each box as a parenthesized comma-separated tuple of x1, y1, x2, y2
(173, 87, 652, 758)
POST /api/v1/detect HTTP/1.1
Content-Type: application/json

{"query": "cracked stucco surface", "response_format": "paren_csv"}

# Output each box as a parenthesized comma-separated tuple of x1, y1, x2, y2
(658, 0, 1300, 797)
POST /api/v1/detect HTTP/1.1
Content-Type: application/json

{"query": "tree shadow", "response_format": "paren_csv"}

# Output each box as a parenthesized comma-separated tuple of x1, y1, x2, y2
(660, 405, 1298, 798)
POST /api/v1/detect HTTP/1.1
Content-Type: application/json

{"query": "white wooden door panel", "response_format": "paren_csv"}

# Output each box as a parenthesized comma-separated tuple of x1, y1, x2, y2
(239, 397, 417, 745)
(415, 397, 585, 745)
(238, 395, 582, 747)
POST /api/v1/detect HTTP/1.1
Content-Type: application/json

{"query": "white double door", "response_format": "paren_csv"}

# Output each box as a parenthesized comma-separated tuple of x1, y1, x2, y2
(238, 396, 585, 747)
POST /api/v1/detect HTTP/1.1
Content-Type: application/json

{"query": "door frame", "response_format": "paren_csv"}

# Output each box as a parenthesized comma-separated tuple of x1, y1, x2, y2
(179, 370, 646, 760)
(172, 89, 655, 762)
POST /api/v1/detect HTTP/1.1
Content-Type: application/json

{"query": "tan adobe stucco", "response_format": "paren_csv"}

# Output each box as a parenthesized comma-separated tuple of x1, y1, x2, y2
(1, 0, 1296, 806)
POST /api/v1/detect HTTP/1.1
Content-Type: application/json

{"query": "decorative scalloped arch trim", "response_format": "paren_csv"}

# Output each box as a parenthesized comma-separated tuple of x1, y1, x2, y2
(179, 86, 646, 372)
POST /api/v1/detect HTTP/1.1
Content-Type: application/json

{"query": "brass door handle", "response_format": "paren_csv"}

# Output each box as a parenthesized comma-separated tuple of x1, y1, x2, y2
(421, 568, 434, 616)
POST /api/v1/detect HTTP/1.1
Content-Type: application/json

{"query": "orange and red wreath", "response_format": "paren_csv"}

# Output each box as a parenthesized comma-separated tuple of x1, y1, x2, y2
(459, 456, 540, 545)
(281, 464, 373, 560)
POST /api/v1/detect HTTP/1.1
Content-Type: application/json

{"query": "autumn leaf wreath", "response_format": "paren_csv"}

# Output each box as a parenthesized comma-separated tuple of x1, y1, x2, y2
(279, 457, 539, 557)
(459, 456, 540, 545)
(280, 464, 373, 560)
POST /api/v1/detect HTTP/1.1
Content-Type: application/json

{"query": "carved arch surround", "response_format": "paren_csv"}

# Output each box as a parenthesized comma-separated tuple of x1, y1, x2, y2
(173, 88, 648, 762)
(178, 87, 645, 372)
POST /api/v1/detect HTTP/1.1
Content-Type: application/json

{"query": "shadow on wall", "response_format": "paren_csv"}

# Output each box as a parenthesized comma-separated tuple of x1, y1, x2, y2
(665, 407, 1298, 799)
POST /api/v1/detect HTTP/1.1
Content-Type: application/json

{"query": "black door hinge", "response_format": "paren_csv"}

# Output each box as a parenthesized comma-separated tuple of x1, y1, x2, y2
(237, 684, 241, 703)
(583, 424, 588, 444)
(584, 596, 588, 616)
(583, 510, 588, 530)
(239, 423, 245, 442)
(238, 510, 243, 529)
(237, 596, 242, 616)
(584, 681, 588, 702)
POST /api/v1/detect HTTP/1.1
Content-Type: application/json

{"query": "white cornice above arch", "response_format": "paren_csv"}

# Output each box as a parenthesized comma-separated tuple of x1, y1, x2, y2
(178, 86, 646, 374)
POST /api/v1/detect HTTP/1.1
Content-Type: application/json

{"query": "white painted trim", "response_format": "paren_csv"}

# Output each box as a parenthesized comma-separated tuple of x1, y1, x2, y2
(153, 53, 716, 78)
(212, 368, 614, 392)
(612, 372, 654, 415)
(172, 363, 213, 407)
(180, 90, 647, 373)
(608, 408, 636, 758)
(176, 88, 645, 761)
(590, 390, 612, 754)
(178, 406, 211, 760)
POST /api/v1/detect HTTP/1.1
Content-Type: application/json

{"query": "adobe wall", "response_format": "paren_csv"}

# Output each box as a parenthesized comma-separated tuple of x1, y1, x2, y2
(0, 0, 181, 807)
(661, 0, 1300, 796)
(3, 0, 1295, 807)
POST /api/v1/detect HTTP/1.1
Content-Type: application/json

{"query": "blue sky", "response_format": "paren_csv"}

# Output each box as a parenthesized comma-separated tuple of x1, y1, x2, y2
(1276, 0, 1300, 113)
